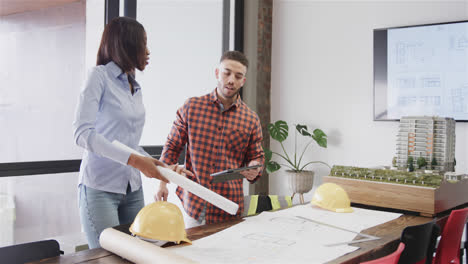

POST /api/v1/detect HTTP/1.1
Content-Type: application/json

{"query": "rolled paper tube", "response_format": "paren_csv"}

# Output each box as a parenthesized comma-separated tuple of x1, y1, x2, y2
(100, 228, 197, 264)
(113, 140, 239, 215)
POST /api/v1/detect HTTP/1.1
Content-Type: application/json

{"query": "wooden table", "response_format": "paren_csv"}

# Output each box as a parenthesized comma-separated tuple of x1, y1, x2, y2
(32, 212, 438, 264)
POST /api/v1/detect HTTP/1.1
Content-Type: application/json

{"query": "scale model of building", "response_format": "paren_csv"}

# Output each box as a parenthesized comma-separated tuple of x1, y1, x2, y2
(396, 116, 456, 172)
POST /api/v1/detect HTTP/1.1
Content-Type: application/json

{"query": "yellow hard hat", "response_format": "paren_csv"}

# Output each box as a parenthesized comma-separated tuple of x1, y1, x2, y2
(130, 201, 192, 244)
(311, 183, 353, 213)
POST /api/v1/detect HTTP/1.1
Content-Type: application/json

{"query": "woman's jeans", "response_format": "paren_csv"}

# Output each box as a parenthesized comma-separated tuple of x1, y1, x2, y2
(79, 184, 144, 249)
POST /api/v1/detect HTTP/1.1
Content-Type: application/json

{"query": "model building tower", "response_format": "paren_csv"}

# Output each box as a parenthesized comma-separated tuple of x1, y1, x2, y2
(396, 116, 456, 172)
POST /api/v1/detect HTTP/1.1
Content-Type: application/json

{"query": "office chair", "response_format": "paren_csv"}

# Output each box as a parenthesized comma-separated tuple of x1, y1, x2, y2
(361, 242, 405, 264)
(0, 239, 63, 264)
(398, 219, 440, 264)
(432, 208, 468, 264)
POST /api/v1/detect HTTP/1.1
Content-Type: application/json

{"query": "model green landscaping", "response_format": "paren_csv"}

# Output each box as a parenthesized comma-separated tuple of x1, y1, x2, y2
(329, 165, 444, 188)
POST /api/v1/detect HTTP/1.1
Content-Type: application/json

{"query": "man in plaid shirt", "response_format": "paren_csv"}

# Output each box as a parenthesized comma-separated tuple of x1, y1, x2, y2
(156, 51, 264, 225)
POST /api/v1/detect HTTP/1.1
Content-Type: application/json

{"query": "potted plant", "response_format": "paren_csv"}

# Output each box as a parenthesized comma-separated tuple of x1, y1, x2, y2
(265, 120, 330, 202)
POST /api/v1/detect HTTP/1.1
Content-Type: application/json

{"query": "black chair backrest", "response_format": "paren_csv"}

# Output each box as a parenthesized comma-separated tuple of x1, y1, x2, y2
(0, 239, 61, 264)
(256, 195, 273, 213)
(398, 219, 440, 264)
(243, 195, 273, 216)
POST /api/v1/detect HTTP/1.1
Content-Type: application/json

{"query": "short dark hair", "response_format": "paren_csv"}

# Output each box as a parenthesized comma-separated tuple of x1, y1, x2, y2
(220, 50, 249, 69)
(96, 17, 147, 72)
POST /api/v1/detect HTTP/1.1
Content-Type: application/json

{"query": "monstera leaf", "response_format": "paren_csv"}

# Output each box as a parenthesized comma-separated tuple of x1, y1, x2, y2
(267, 120, 288, 143)
(266, 161, 281, 174)
(297, 125, 327, 148)
(311, 129, 327, 148)
(296, 124, 312, 137)
(265, 149, 280, 173)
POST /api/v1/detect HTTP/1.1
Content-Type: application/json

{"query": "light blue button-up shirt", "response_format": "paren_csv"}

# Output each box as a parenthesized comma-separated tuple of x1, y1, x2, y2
(73, 61, 149, 194)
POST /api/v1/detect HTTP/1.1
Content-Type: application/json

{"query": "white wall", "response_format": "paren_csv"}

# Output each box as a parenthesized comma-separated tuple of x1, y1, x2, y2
(270, 0, 468, 202)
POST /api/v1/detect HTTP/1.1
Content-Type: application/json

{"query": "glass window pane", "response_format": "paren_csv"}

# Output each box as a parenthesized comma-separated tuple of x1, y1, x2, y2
(0, 2, 85, 163)
(136, 0, 223, 146)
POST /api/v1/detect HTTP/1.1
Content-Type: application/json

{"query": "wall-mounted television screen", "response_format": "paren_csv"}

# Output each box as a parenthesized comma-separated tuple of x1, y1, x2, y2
(374, 20, 468, 122)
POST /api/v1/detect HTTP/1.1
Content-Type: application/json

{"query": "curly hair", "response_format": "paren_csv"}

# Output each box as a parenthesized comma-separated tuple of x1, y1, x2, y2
(220, 50, 249, 69)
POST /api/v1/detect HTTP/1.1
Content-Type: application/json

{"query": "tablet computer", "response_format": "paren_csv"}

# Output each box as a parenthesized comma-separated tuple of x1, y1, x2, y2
(210, 164, 262, 183)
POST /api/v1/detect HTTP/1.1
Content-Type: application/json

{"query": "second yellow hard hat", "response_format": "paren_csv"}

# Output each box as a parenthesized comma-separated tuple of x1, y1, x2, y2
(311, 183, 353, 213)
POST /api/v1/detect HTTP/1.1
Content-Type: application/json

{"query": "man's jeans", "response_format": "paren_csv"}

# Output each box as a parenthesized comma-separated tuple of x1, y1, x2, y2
(79, 184, 144, 248)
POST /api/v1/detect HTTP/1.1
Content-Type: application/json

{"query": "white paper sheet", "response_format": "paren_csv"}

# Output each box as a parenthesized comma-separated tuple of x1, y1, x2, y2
(168, 204, 402, 264)
(99, 228, 197, 264)
(112, 140, 239, 215)
(253, 204, 403, 234)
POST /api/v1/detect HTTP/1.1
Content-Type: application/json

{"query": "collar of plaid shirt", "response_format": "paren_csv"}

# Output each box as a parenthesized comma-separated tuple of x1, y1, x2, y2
(210, 88, 242, 110)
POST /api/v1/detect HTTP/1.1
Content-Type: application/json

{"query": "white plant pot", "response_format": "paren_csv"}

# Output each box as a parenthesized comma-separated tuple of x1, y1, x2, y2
(286, 170, 315, 194)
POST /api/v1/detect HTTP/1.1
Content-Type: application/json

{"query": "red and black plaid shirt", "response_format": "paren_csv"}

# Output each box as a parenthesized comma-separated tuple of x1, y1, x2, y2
(161, 89, 264, 224)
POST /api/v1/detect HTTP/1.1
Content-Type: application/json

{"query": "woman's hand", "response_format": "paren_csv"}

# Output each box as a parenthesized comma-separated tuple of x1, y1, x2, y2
(127, 154, 169, 183)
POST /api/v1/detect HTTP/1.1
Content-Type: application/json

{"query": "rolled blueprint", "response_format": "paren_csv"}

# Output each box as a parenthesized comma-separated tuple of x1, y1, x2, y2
(113, 140, 239, 215)
(100, 228, 197, 264)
